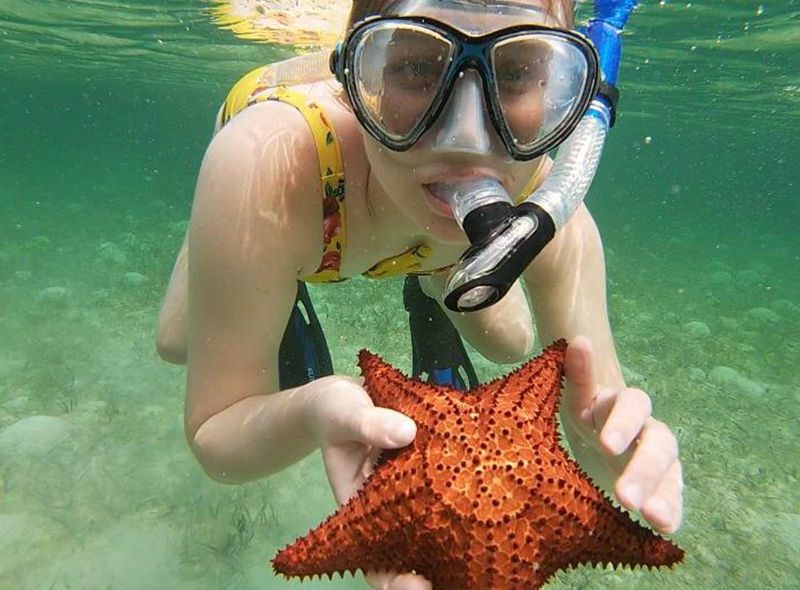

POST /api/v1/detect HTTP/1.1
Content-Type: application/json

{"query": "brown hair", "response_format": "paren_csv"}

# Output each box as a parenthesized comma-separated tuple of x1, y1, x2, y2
(347, 0, 575, 28)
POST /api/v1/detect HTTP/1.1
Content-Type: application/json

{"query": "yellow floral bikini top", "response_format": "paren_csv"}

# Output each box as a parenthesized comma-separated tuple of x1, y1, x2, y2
(217, 65, 543, 283)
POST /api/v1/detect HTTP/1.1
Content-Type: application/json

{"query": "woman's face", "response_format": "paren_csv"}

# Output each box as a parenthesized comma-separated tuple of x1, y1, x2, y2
(359, 0, 562, 244)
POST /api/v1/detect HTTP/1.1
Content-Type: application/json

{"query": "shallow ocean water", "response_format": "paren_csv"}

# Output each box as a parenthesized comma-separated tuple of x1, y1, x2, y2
(0, 1, 798, 589)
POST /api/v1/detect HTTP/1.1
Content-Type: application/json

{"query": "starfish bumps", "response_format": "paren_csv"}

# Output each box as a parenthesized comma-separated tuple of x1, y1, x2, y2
(273, 340, 684, 589)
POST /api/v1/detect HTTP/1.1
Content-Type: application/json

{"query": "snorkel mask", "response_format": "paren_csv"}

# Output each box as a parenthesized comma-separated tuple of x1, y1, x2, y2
(332, 0, 637, 311)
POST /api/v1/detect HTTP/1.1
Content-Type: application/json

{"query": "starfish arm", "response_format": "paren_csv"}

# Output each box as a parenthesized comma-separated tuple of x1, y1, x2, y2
(460, 520, 556, 589)
(273, 496, 418, 579)
(475, 340, 567, 424)
(273, 453, 441, 580)
(358, 350, 475, 427)
(530, 445, 685, 573)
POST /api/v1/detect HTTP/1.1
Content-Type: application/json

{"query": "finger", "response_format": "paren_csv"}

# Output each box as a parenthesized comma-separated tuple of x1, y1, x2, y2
(360, 444, 384, 479)
(351, 406, 417, 449)
(322, 441, 372, 504)
(614, 418, 679, 511)
(324, 440, 390, 505)
(364, 570, 388, 590)
(641, 460, 684, 534)
(365, 571, 432, 590)
(323, 407, 416, 505)
(599, 388, 652, 455)
(563, 336, 598, 424)
(389, 573, 433, 590)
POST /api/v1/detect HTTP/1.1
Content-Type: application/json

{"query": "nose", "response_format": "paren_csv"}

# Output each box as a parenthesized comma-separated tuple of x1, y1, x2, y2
(432, 70, 492, 157)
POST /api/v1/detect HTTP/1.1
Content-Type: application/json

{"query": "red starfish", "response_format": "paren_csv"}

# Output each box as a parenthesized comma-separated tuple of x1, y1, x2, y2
(273, 340, 684, 589)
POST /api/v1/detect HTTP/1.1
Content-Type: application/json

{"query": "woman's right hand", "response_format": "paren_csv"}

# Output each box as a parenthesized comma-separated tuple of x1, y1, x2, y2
(304, 375, 432, 590)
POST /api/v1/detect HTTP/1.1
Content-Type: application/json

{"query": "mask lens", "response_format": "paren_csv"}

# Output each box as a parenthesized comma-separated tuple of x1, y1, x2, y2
(351, 22, 454, 141)
(492, 34, 592, 152)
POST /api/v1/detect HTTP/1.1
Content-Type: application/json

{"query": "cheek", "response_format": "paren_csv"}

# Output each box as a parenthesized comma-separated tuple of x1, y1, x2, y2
(380, 87, 430, 135)
(501, 93, 546, 144)
(364, 142, 454, 228)
(365, 139, 416, 192)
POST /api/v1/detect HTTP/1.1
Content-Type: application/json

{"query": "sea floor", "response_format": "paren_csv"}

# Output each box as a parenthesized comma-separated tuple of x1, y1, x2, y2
(1, 176, 798, 589)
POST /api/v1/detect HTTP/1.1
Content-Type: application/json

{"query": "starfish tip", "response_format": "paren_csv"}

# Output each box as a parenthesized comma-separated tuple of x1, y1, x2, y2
(357, 348, 385, 375)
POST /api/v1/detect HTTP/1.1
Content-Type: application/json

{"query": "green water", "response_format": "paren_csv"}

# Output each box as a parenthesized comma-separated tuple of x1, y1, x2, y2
(1, 0, 798, 588)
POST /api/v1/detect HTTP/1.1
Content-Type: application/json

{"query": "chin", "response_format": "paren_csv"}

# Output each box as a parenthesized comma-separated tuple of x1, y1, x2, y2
(419, 214, 470, 245)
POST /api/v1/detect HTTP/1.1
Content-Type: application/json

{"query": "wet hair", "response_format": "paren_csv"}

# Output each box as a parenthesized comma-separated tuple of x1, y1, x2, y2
(347, 0, 576, 28)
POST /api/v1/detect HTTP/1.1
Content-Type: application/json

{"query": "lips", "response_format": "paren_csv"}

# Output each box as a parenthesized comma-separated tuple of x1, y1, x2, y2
(424, 182, 455, 204)
(422, 183, 456, 217)
(419, 169, 506, 219)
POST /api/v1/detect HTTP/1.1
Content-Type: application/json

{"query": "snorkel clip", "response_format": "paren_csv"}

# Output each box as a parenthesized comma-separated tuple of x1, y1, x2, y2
(444, 198, 556, 311)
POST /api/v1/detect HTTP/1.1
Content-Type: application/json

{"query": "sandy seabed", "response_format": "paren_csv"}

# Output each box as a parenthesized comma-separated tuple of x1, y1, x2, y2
(0, 177, 798, 589)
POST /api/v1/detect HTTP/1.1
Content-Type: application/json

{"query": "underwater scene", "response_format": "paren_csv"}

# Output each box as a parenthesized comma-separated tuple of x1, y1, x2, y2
(0, 0, 798, 588)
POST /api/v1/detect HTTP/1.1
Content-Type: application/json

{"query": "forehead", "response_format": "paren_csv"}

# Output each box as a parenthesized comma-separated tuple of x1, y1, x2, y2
(384, 0, 559, 35)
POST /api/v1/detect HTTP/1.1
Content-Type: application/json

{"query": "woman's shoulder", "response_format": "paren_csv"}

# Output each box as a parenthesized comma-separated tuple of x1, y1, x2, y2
(204, 73, 369, 277)
(216, 64, 356, 135)
(213, 72, 362, 176)
(199, 103, 330, 276)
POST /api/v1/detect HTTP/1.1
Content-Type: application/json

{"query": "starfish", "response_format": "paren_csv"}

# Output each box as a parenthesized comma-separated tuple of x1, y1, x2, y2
(273, 340, 684, 589)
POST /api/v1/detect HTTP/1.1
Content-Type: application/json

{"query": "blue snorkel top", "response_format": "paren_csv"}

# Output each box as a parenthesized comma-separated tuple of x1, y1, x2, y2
(582, 0, 638, 125)
(589, 0, 638, 84)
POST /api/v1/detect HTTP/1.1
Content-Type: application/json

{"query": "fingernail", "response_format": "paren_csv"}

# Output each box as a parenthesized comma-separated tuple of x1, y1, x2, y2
(388, 420, 416, 446)
(622, 483, 644, 509)
(605, 431, 625, 454)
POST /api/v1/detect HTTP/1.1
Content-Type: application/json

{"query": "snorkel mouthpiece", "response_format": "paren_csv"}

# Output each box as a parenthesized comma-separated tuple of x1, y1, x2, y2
(442, 178, 556, 311)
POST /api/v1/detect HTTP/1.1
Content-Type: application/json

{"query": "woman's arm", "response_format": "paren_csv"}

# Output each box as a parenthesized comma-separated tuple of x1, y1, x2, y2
(524, 205, 683, 534)
(523, 204, 624, 490)
(183, 102, 332, 482)
(181, 102, 418, 494)
(156, 231, 190, 364)
(523, 204, 623, 388)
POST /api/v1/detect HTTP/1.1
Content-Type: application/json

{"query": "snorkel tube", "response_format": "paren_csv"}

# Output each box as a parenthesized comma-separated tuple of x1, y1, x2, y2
(442, 0, 638, 312)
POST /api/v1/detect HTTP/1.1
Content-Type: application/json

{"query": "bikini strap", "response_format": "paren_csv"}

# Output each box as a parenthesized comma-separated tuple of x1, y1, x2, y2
(263, 86, 347, 283)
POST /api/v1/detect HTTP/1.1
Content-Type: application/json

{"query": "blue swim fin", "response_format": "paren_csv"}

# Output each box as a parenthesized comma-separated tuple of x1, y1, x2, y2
(279, 277, 478, 392)
(403, 276, 478, 391)
(278, 281, 334, 389)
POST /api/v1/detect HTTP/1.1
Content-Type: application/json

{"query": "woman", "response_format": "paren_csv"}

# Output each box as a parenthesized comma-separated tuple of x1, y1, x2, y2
(157, 1, 683, 587)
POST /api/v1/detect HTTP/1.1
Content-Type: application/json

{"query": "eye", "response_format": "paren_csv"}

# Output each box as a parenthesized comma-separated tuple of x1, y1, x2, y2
(387, 59, 441, 87)
(497, 62, 548, 93)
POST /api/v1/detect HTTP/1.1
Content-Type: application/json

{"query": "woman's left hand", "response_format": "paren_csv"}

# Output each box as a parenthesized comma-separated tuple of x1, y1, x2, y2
(561, 336, 684, 534)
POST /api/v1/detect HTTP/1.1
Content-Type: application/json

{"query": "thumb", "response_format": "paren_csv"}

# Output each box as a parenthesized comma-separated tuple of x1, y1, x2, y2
(563, 335, 597, 422)
(351, 406, 417, 449)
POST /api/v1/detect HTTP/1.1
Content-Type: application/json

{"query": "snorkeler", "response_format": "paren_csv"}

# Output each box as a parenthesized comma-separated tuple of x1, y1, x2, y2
(156, 1, 684, 588)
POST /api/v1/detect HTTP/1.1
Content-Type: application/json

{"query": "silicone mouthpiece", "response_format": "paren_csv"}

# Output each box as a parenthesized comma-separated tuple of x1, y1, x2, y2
(441, 177, 514, 230)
